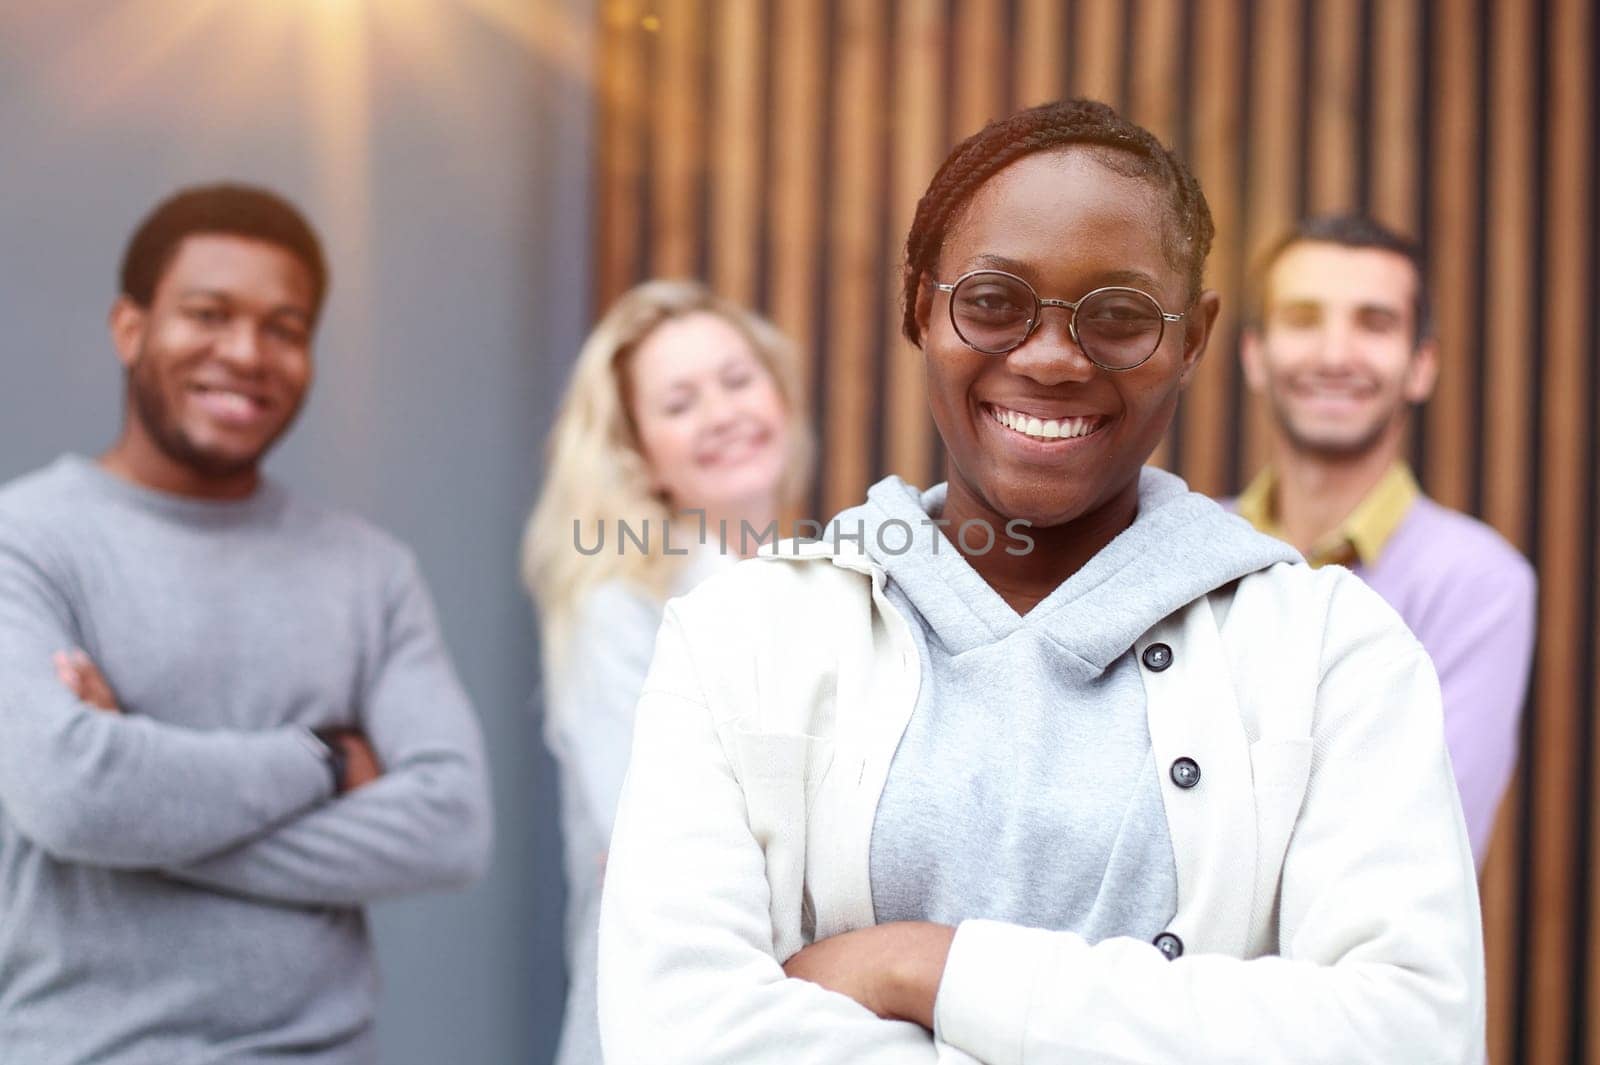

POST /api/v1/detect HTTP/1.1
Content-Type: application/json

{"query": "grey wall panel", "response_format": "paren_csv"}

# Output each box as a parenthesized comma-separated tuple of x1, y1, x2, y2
(0, 2, 592, 1061)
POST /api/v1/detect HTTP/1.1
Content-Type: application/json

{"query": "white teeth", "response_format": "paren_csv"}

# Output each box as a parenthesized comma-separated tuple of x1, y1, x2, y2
(195, 386, 258, 404)
(990, 405, 1098, 441)
(194, 391, 257, 418)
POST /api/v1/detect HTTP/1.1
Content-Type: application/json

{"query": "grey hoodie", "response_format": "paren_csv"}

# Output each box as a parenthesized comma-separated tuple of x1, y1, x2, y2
(851, 468, 1300, 940)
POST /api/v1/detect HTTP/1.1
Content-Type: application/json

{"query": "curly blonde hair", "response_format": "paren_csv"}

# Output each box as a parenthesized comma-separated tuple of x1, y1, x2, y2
(521, 279, 812, 672)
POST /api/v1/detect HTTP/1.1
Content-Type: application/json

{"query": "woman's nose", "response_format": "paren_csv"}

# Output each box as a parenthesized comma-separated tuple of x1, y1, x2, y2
(1003, 314, 1098, 386)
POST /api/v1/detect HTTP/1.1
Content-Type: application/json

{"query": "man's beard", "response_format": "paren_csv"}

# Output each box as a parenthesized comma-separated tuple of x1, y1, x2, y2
(126, 349, 294, 479)
(1270, 388, 1404, 461)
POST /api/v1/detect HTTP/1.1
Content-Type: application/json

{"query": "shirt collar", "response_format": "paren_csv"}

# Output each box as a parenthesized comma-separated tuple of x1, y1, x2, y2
(1236, 462, 1420, 568)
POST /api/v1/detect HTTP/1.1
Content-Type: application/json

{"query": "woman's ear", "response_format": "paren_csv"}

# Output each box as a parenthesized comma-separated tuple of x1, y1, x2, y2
(912, 275, 934, 346)
(1177, 289, 1221, 386)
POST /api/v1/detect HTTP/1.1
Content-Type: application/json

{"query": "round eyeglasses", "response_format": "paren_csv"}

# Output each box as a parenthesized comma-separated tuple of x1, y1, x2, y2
(930, 269, 1187, 370)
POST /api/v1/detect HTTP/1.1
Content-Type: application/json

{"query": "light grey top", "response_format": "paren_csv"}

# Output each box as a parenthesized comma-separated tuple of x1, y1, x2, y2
(544, 545, 732, 1065)
(0, 455, 492, 1064)
(856, 470, 1298, 940)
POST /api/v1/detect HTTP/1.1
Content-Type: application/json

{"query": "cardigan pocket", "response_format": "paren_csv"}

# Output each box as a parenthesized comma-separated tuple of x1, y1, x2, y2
(1249, 737, 1314, 888)
(731, 731, 834, 963)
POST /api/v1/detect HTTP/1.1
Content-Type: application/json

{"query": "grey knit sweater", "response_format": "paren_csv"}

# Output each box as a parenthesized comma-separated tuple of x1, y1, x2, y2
(0, 455, 492, 1064)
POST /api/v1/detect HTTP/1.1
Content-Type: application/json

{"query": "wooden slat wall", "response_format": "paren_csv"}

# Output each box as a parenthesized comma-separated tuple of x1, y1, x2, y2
(884, 0, 942, 485)
(1184, 0, 1243, 498)
(823, 2, 885, 513)
(593, 3, 1600, 1060)
(708, 0, 762, 306)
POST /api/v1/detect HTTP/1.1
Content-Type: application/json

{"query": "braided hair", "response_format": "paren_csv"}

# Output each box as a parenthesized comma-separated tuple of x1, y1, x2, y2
(901, 98, 1214, 346)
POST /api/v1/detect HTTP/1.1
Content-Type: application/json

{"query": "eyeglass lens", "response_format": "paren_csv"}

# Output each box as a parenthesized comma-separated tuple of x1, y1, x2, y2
(949, 271, 1166, 367)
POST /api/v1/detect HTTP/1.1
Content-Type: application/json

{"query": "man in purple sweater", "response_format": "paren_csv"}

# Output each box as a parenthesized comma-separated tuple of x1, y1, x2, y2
(1234, 214, 1535, 872)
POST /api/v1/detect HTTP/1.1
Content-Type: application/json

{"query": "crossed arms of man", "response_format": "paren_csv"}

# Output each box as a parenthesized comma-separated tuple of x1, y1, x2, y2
(0, 533, 493, 907)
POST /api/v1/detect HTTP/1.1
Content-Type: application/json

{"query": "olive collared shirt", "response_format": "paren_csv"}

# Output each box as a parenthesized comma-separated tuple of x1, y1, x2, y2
(1235, 461, 1420, 569)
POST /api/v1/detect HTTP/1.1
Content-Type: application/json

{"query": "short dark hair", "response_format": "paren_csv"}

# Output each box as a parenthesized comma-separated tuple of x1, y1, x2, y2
(902, 98, 1214, 346)
(119, 183, 329, 319)
(1252, 214, 1433, 343)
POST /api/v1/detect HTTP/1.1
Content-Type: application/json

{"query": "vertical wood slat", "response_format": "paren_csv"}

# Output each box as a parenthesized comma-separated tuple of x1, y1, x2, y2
(649, 0, 704, 278)
(1482, 3, 1541, 1062)
(1581, 0, 1600, 1038)
(1482, 8, 1535, 550)
(766, 0, 824, 433)
(1307, 0, 1361, 212)
(1014, 0, 1066, 109)
(953, 0, 1007, 140)
(884, 0, 944, 492)
(1181, 0, 1243, 499)
(1071, 0, 1124, 105)
(708, 0, 762, 306)
(1369, 0, 1420, 234)
(1539, 4, 1592, 1065)
(1425, 0, 1479, 513)
(1240, 0, 1302, 487)
(822, 0, 886, 516)
(1426, 3, 1512, 1060)
(595, 0, 647, 307)
(1493, 2, 1578, 1062)
(1128, 0, 1183, 145)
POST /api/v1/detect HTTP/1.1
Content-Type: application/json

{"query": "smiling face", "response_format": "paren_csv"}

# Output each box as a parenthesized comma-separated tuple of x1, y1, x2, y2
(916, 147, 1218, 529)
(1243, 241, 1438, 459)
(110, 233, 316, 486)
(625, 311, 790, 518)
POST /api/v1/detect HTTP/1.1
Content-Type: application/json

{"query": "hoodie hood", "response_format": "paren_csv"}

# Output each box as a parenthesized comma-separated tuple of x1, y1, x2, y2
(842, 467, 1301, 676)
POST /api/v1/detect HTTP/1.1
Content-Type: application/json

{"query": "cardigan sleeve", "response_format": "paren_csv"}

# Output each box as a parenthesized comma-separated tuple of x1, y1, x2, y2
(933, 573, 1484, 1065)
(597, 602, 945, 1065)
(1413, 548, 1536, 869)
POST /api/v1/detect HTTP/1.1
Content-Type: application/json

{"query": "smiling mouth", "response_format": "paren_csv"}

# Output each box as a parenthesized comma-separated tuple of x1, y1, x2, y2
(696, 427, 772, 467)
(189, 383, 271, 417)
(986, 403, 1107, 442)
(1286, 377, 1379, 402)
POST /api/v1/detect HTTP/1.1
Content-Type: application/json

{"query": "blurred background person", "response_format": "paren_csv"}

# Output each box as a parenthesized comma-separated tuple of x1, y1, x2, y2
(521, 279, 812, 1065)
(0, 182, 493, 1064)
(1235, 215, 1536, 872)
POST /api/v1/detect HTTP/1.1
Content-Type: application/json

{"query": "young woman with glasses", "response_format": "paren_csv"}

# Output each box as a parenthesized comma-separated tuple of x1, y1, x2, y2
(597, 100, 1482, 1064)
(521, 280, 812, 1065)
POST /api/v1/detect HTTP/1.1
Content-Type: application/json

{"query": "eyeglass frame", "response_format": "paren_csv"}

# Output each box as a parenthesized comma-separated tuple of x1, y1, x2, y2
(929, 268, 1189, 371)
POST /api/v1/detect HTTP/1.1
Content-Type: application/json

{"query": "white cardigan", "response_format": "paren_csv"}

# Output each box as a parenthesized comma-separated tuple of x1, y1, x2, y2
(597, 538, 1485, 1064)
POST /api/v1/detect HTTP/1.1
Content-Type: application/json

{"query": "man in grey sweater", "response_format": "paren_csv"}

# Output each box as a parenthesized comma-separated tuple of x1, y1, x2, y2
(0, 184, 493, 1063)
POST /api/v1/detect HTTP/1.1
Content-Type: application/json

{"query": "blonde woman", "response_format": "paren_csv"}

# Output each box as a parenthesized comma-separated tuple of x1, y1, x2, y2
(522, 279, 811, 1065)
